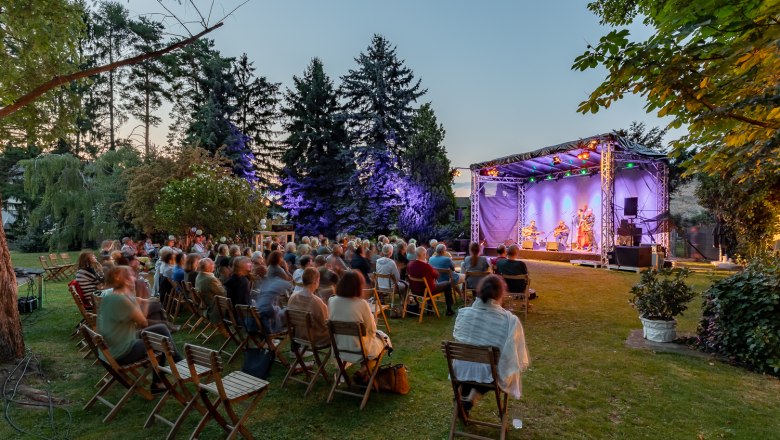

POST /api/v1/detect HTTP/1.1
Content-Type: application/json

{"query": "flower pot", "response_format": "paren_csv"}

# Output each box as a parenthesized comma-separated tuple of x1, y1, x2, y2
(639, 316, 677, 342)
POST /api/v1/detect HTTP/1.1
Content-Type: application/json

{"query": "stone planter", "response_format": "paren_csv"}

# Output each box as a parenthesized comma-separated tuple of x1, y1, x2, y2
(639, 316, 677, 342)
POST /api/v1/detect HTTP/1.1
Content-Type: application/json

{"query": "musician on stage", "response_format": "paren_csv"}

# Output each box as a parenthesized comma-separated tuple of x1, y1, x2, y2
(521, 220, 543, 243)
(553, 220, 569, 244)
(577, 208, 596, 251)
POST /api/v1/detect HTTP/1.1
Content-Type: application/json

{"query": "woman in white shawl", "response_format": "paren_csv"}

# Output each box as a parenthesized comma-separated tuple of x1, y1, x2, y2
(452, 274, 529, 411)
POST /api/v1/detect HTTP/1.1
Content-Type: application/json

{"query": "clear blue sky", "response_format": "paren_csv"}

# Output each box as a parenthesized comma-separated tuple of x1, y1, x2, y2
(128, 0, 677, 195)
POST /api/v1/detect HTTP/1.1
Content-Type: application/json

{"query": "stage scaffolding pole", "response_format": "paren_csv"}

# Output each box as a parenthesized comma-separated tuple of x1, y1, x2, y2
(470, 170, 480, 245)
(655, 161, 670, 251)
(600, 139, 615, 266)
(517, 183, 525, 245)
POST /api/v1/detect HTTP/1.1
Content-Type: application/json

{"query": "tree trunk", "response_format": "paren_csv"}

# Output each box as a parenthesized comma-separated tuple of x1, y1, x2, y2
(144, 69, 150, 158)
(108, 33, 116, 151)
(0, 194, 25, 362)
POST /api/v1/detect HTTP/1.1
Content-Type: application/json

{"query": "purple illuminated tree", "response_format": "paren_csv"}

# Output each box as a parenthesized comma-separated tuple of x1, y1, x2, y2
(223, 122, 257, 183)
(280, 58, 357, 236)
(341, 35, 426, 234)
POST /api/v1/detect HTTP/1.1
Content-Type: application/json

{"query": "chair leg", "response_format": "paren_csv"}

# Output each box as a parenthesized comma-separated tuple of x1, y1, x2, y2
(168, 392, 203, 440)
(144, 390, 170, 428)
(360, 351, 384, 410)
(449, 402, 459, 440)
(84, 376, 116, 410)
(224, 392, 265, 440)
(305, 349, 331, 397)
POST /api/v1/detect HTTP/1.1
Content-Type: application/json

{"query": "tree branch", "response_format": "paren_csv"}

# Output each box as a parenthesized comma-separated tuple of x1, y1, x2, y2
(0, 23, 223, 120)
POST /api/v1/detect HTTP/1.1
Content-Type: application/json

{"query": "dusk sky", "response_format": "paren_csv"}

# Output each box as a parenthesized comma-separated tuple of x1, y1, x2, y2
(127, 0, 678, 195)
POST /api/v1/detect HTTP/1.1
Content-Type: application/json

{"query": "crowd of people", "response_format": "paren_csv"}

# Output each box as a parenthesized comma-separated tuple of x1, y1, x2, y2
(70, 231, 531, 414)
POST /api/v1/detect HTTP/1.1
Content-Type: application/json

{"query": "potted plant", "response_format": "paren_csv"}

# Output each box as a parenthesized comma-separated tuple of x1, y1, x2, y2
(629, 268, 696, 342)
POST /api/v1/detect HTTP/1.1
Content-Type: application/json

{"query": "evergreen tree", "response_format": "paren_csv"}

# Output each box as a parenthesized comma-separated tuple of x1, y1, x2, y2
(223, 123, 257, 183)
(90, 0, 133, 151)
(399, 103, 455, 239)
(121, 16, 171, 158)
(231, 54, 283, 188)
(280, 58, 357, 237)
(341, 35, 426, 233)
(184, 51, 237, 153)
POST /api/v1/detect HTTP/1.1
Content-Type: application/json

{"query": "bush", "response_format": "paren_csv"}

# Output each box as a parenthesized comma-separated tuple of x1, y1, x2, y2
(697, 256, 780, 376)
(629, 268, 696, 321)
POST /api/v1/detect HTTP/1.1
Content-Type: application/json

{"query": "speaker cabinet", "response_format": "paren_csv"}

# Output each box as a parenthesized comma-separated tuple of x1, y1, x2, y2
(546, 242, 561, 251)
(624, 197, 638, 217)
(614, 246, 651, 267)
(522, 240, 534, 250)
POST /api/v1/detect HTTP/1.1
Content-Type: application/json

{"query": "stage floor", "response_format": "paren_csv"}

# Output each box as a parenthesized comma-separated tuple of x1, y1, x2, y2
(484, 247, 601, 263)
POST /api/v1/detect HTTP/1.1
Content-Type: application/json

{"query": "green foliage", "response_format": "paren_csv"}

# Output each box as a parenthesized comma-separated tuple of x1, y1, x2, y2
(0, 0, 87, 144)
(123, 147, 223, 234)
(698, 256, 780, 375)
(155, 165, 267, 238)
(574, 1, 780, 245)
(21, 148, 139, 250)
(629, 268, 697, 321)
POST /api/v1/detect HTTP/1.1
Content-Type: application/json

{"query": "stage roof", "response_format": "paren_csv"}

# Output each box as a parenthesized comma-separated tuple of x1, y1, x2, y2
(469, 132, 667, 179)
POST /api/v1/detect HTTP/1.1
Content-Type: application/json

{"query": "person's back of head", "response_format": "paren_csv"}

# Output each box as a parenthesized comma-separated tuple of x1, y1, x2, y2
(185, 253, 201, 272)
(335, 270, 364, 298)
(198, 258, 214, 273)
(476, 275, 506, 303)
(217, 244, 229, 256)
(175, 252, 185, 266)
(314, 255, 327, 267)
(285, 242, 296, 253)
(106, 265, 131, 289)
(415, 246, 427, 261)
(228, 245, 241, 257)
(429, 239, 438, 248)
(435, 243, 446, 256)
(496, 244, 507, 257)
(302, 267, 320, 287)
(382, 244, 393, 257)
(299, 255, 313, 268)
(231, 256, 250, 276)
(507, 244, 520, 259)
(469, 242, 481, 266)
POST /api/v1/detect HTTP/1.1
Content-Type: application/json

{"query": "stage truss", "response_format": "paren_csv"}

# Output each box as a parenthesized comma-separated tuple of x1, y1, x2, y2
(470, 133, 670, 265)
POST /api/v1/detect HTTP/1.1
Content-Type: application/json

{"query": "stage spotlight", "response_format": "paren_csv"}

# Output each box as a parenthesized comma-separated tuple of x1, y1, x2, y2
(577, 150, 590, 161)
(552, 155, 561, 165)
(626, 162, 635, 169)
(546, 174, 553, 180)
(565, 171, 571, 177)
(587, 139, 599, 150)
(580, 169, 587, 175)
(529, 177, 536, 183)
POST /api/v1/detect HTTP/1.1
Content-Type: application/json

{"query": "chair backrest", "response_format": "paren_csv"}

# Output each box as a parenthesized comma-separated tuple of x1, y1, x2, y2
(441, 341, 501, 383)
(141, 330, 183, 380)
(84, 312, 97, 330)
(81, 326, 136, 381)
(69, 282, 90, 317)
(184, 344, 224, 392)
(214, 295, 240, 328)
(49, 253, 61, 266)
(184, 282, 205, 307)
(39, 255, 52, 269)
(60, 253, 73, 264)
(501, 274, 530, 294)
(328, 320, 368, 361)
(464, 271, 491, 287)
(285, 309, 316, 346)
(234, 304, 265, 335)
(408, 275, 433, 296)
(372, 272, 398, 294)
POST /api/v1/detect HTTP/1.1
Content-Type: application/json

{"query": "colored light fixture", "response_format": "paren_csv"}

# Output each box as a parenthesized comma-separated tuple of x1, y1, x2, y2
(552, 155, 562, 165)
(546, 175, 553, 180)
(580, 169, 587, 175)
(565, 171, 571, 177)
(529, 177, 536, 182)
(627, 162, 635, 169)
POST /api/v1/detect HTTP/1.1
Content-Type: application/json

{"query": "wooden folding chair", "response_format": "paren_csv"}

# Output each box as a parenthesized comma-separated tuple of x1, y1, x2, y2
(180, 281, 207, 333)
(187, 284, 218, 338)
(141, 331, 211, 440)
(437, 268, 465, 298)
(403, 275, 443, 323)
(184, 343, 270, 440)
(373, 272, 403, 310)
(327, 320, 388, 410)
(282, 309, 331, 396)
(164, 279, 185, 322)
(500, 274, 530, 320)
(463, 271, 491, 306)
(234, 304, 290, 368)
(212, 296, 245, 363)
(80, 326, 154, 423)
(364, 286, 391, 333)
(51, 252, 76, 277)
(39, 255, 65, 281)
(441, 341, 509, 440)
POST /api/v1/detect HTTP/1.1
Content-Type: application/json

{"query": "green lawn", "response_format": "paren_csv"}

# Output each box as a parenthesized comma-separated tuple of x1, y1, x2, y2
(4, 252, 779, 439)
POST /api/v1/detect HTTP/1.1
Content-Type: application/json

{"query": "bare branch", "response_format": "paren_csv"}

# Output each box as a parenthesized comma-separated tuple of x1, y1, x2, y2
(214, 0, 250, 24)
(0, 22, 224, 120)
(156, 0, 192, 37)
(188, 0, 208, 28)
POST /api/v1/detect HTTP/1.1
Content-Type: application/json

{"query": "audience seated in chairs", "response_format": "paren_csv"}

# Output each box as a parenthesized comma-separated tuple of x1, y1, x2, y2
(184, 253, 201, 286)
(257, 251, 292, 333)
(461, 242, 491, 289)
(495, 244, 529, 294)
(224, 256, 253, 308)
(452, 275, 529, 412)
(314, 255, 339, 302)
(97, 266, 182, 393)
(407, 246, 455, 316)
(350, 245, 372, 282)
(328, 271, 391, 378)
(172, 251, 186, 282)
(75, 251, 104, 310)
(194, 258, 226, 327)
(375, 244, 408, 298)
(288, 268, 330, 347)
(429, 243, 465, 290)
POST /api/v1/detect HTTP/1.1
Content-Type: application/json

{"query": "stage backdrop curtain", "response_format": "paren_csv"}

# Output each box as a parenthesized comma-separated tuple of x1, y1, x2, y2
(479, 183, 518, 246)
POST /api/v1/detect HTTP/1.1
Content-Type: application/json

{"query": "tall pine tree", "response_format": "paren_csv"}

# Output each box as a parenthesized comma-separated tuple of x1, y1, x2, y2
(399, 103, 455, 239)
(280, 58, 357, 237)
(341, 35, 426, 233)
(231, 54, 283, 189)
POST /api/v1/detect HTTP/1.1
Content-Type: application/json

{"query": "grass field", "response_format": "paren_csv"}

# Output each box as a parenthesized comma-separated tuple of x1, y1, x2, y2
(4, 251, 780, 439)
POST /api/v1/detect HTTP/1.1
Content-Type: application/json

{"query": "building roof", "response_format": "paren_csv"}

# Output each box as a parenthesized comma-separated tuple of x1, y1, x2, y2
(469, 132, 666, 179)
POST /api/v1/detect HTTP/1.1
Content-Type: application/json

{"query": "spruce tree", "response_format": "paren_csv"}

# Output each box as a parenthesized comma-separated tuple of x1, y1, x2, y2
(280, 58, 357, 237)
(340, 35, 426, 233)
(399, 103, 455, 239)
(184, 51, 237, 153)
(231, 54, 283, 189)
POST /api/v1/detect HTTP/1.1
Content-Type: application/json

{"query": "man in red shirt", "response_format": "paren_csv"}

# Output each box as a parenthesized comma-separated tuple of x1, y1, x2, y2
(407, 246, 455, 315)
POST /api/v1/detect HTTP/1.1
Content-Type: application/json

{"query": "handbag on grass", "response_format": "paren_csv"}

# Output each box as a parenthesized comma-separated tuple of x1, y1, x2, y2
(241, 348, 275, 379)
(375, 364, 410, 395)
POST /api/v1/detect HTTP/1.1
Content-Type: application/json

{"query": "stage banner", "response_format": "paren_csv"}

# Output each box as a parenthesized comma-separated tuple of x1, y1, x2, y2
(479, 182, 518, 246)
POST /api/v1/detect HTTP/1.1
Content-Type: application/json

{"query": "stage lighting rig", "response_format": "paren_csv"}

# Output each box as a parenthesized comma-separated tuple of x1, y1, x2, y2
(552, 155, 562, 165)
(587, 139, 599, 151)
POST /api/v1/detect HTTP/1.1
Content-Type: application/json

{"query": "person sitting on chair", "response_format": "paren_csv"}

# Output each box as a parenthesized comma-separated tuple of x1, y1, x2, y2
(452, 275, 529, 412)
(461, 242, 491, 291)
(554, 220, 570, 244)
(288, 267, 330, 347)
(375, 244, 408, 298)
(495, 245, 529, 294)
(429, 243, 465, 292)
(194, 258, 226, 326)
(407, 246, 455, 316)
